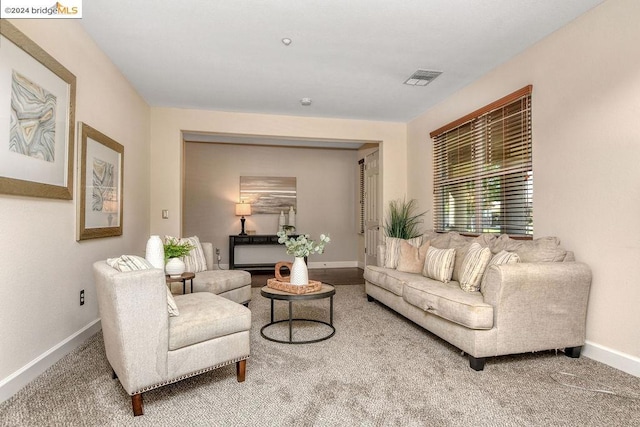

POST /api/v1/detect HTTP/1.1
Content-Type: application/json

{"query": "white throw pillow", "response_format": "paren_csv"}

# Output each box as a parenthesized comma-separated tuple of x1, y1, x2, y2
(384, 236, 422, 269)
(459, 243, 492, 292)
(106, 255, 179, 317)
(422, 246, 456, 283)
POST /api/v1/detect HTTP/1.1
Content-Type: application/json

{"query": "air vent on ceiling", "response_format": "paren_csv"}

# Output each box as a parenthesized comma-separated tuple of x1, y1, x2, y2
(404, 69, 442, 86)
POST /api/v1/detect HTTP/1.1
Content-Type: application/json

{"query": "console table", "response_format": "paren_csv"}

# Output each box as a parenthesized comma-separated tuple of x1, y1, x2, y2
(229, 234, 300, 270)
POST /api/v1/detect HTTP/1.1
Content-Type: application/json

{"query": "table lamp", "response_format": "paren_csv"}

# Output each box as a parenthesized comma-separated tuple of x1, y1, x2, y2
(235, 202, 251, 235)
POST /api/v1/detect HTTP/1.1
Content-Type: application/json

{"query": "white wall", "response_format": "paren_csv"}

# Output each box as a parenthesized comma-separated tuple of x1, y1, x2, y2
(407, 0, 640, 375)
(150, 108, 407, 243)
(0, 20, 151, 400)
(183, 142, 359, 266)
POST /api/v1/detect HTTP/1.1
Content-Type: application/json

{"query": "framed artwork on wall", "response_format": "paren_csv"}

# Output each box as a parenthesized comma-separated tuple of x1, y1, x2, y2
(240, 176, 296, 214)
(0, 21, 76, 199)
(77, 122, 124, 241)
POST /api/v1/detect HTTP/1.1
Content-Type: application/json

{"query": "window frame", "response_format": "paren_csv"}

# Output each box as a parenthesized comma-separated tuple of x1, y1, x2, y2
(430, 85, 533, 237)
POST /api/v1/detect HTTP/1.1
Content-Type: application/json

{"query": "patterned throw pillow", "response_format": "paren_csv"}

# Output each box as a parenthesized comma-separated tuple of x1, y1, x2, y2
(459, 243, 492, 292)
(165, 235, 208, 273)
(106, 255, 179, 317)
(480, 250, 520, 292)
(384, 236, 422, 269)
(397, 241, 430, 273)
(422, 246, 456, 283)
(180, 236, 208, 273)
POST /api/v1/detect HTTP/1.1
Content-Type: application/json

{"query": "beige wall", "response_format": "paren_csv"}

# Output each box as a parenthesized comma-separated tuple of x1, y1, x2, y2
(0, 20, 150, 393)
(407, 0, 640, 367)
(184, 142, 359, 266)
(150, 108, 406, 243)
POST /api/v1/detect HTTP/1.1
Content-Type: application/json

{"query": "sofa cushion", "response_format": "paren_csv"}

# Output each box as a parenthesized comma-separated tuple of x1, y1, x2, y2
(459, 243, 492, 292)
(490, 235, 567, 262)
(403, 280, 494, 330)
(192, 269, 251, 295)
(364, 266, 425, 296)
(384, 236, 422, 269)
(169, 293, 251, 350)
(397, 241, 430, 273)
(422, 231, 451, 249)
(422, 247, 455, 283)
(450, 234, 496, 282)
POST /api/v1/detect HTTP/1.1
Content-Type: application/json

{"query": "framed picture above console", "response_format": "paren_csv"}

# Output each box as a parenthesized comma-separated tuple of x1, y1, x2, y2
(240, 176, 296, 214)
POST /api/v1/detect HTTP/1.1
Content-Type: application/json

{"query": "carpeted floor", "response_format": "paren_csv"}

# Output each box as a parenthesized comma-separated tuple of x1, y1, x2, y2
(1, 285, 638, 426)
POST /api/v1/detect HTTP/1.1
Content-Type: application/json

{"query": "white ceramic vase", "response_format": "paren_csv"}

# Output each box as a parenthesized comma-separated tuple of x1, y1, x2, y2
(145, 235, 165, 269)
(165, 257, 185, 278)
(290, 256, 308, 286)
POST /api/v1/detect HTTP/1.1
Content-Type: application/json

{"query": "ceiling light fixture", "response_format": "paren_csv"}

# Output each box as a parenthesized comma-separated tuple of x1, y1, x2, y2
(300, 98, 312, 106)
(281, 38, 292, 46)
(404, 69, 442, 86)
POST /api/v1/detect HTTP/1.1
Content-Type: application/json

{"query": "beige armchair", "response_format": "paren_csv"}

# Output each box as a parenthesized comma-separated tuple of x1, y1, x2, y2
(93, 261, 251, 416)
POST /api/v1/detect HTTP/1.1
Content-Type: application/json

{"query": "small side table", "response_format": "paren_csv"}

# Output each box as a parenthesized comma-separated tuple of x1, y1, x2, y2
(166, 272, 195, 294)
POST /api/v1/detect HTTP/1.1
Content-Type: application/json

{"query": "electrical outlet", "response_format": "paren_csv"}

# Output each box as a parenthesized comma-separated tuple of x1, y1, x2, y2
(80, 289, 85, 306)
(215, 248, 220, 255)
(215, 248, 221, 262)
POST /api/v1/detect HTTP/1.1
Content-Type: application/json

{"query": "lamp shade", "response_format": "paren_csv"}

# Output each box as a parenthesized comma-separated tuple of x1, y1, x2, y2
(235, 203, 252, 216)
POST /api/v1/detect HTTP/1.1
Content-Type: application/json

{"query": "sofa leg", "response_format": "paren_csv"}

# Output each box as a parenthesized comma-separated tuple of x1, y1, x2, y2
(564, 346, 582, 358)
(469, 356, 486, 371)
(242, 302, 250, 308)
(111, 369, 118, 380)
(236, 359, 246, 382)
(366, 294, 375, 302)
(131, 393, 143, 416)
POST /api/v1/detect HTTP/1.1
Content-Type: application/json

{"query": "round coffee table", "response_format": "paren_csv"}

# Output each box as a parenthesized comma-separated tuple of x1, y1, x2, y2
(260, 284, 335, 344)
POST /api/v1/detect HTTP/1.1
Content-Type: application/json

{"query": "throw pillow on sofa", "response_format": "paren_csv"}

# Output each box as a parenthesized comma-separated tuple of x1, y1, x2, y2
(422, 246, 456, 283)
(397, 240, 430, 273)
(107, 255, 179, 317)
(384, 236, 422, 269)
(459, 243, 492, 292)
(479, 250, 520, 292)
(165, 235, 208, 273)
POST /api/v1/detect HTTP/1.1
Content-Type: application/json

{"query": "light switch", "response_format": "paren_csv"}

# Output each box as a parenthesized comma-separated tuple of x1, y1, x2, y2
(162, 210, 169, 219)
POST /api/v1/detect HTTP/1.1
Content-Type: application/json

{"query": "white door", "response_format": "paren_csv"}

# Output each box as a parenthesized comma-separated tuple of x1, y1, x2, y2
(364, 150, 380, 266)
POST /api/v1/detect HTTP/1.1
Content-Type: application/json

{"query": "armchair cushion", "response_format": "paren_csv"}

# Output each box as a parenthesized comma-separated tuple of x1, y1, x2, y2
(169, 293, 251, 350)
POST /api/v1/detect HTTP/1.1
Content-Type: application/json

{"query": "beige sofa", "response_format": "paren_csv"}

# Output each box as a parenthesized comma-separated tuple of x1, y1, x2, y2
(364, 232, 592, 371)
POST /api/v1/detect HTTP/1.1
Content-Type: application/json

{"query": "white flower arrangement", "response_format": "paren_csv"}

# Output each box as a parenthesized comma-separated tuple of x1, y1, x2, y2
(276, 231, 330, 258)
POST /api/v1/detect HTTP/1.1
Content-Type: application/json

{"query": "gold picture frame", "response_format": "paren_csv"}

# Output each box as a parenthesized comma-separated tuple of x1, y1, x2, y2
(77, 123, 124, 241)
(0, 21, 76, 199)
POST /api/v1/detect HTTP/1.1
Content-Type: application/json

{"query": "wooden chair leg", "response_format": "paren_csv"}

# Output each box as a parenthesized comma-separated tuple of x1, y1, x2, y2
(131, 393, 144, 416)
(236, 359, 246, 382)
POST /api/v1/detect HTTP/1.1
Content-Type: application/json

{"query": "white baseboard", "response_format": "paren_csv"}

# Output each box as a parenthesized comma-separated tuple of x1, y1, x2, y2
(583, 340, 640, 378)
(0, 319, 102, 404)
(308, 261, 359, 269)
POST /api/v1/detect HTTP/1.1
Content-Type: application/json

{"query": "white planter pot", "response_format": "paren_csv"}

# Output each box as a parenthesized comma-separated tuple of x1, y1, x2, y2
(290, 256, 308, 286)
(165, 257, 185, 278)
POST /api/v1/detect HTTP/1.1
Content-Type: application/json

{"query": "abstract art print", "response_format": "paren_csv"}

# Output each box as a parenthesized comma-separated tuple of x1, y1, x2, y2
(240, 176, 296, 214)
(77, 123, 124, 241)
(0, 21, 76, 199)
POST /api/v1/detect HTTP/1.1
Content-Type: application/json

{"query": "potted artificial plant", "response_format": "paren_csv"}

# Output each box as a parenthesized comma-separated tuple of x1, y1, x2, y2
(163, 237, 195, 277)
(384, 198, 427, 239)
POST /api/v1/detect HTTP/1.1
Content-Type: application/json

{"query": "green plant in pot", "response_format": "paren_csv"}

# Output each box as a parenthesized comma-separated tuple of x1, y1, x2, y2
(163, 237, 195, 277)
(384, 198, 427, 239)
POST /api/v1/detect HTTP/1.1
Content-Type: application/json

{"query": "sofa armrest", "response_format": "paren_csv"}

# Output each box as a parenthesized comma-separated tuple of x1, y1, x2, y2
(201, 242, 214, 270)
(481, 262, 592, 354)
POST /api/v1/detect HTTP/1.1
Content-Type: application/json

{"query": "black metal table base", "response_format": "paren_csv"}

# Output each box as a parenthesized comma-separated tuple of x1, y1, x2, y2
(261, 295, 335, 344)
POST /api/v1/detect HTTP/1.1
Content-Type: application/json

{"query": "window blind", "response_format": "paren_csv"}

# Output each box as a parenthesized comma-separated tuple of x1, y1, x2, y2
(430, 86, 533, 236)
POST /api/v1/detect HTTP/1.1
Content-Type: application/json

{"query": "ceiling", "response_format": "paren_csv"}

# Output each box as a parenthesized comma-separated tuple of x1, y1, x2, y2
(80, 0, 605, 123)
